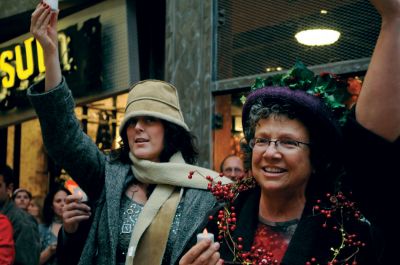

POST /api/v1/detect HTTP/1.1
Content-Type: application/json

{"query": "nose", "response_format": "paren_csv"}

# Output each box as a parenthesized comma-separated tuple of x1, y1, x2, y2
(262, 143, 282, 159)
(134, 119, 145, 131)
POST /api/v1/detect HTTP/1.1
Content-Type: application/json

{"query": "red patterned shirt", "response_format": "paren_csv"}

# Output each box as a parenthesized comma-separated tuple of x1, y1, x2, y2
(251, 217, 299, 264)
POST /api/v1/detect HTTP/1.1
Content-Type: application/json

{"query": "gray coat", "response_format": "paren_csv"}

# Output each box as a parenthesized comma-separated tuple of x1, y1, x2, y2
(28, 78, 217, 265)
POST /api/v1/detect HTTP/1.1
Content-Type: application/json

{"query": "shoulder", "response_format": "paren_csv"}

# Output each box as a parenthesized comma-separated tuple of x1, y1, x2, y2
(8, 205, 35, 223)
(4, 205, 38, 238)
(0, 214, 12, 230)
(180, 188, 217, 213)
(104, 157, 131, 181)
(183, 188, 216, 203)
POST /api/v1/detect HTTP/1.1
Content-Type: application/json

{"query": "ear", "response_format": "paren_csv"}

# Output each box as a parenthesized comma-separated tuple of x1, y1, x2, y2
(7, 183, 14, 197)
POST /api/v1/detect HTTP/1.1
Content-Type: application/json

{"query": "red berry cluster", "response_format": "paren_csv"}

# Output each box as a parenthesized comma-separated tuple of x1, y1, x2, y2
(188, 170, 268, 264)
(187, 170, 256, 203)
(311, 192, 365, 265)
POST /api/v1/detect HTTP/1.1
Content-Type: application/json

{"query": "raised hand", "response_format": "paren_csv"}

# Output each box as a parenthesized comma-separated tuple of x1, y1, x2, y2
(30, 2, 58, 55)
(30, 2, 62, 90)
(62, 194, 91, 234)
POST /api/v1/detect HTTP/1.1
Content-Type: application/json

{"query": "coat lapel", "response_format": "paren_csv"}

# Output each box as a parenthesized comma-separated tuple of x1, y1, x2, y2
(281, 204, 327, 265)
(170, 189, 217, 265)
(104, 161, 131, 263)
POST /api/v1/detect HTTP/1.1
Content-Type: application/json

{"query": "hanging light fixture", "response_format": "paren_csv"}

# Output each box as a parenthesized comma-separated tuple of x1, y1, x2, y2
(295, 28, 340, 46)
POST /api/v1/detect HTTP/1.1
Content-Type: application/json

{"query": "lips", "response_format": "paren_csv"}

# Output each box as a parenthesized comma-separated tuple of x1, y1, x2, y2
(135, 138, 149, 143)
(262, 166, 286, 174)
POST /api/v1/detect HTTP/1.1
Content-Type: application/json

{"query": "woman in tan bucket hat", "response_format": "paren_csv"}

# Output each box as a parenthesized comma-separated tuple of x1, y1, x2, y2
(28, 3, 230, 265)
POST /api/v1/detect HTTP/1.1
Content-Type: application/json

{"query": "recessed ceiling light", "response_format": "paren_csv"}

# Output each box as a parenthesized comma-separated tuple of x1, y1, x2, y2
(295, 29, 340, 46)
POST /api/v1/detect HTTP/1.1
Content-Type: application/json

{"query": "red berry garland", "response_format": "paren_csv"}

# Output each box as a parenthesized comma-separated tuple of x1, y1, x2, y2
(310, 192, 366, 265)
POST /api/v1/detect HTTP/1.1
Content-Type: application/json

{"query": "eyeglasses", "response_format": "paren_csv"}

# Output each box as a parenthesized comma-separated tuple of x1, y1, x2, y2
(249, 137, 310, 152)
(223, 168, 244, 174)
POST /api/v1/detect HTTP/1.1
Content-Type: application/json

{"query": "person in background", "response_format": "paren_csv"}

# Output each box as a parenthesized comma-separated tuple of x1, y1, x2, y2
(28, 2, 230, 265)
(179, 0, 399, 264)
(0, 164, 41, 265)
(39, 186, 69, 265)
(0, 213, 15, 265)
(56, 193, 92, 265)
(219, 154, 245, 181)
(28, 195, 45, 224)
(12, 188, 32, 212)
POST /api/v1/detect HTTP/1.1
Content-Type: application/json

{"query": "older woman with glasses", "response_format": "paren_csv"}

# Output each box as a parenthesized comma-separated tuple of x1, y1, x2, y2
(179, 0, 399, 264)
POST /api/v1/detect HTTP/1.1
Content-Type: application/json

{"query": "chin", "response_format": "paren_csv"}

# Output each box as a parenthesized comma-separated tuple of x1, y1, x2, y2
(134, 153, 157, 161)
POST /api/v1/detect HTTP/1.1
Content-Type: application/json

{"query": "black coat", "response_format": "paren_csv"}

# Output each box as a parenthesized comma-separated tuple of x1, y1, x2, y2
(183, 186, 381, 265)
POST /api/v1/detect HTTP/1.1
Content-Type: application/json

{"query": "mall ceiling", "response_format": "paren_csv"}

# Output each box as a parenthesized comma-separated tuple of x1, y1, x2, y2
(0, 0, 104, 43)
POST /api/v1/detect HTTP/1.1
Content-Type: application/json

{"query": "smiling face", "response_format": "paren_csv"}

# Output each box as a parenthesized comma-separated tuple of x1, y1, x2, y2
(126, 116, 165, 162)
(14, 190, 31, 211)
(251, 116, 313, 197)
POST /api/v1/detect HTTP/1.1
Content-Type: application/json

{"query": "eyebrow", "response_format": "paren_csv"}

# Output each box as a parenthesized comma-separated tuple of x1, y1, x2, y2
(255, 132, 307, 140)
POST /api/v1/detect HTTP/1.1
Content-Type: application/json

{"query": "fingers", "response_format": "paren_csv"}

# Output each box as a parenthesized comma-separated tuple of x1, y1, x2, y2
(63, 195, 91, 224)
(49, 10, 59, 28)
(179, 240, 221, 265)
(63, 195, 91, 216)
(30, 3, 56, 38)
(37, 8, 52, 32)
(197, 243, 220, 265)
(62, 194, 91, 233)
(180, 240, 212, 264)
(30, 4, 46, 33)
(63, 209, 91, 221)
(65, 194, 88, 204)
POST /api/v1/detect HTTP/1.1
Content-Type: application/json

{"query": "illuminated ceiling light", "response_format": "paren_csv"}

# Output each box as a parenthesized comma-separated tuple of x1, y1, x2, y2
(295, 29, 340, 46)
(320, 10, 328, 14)
(265, 66, 283, 72)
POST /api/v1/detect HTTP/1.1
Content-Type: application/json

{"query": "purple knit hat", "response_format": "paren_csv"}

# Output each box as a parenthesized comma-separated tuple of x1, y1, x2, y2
(241, 86, 342, 143)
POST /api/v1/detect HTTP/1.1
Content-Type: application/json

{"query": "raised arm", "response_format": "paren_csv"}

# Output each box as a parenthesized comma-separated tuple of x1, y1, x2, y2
(356, 0, 400, 141)
(28, 3, 106, 200)
(30, 2, 62, 91)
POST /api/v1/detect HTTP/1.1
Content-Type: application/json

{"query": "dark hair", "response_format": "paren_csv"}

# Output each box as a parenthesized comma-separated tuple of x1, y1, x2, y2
(115, 118, 199, 164)
(42, 186, 70, 226)
(0, 164, 14, 187)
(243, 100, 343, 200)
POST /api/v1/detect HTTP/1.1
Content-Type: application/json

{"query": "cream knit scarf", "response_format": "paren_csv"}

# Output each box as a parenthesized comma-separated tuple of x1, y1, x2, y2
(125, 152, 231, 265)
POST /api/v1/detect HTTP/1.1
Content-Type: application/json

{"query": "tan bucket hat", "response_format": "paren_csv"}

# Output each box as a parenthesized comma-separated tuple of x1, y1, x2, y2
(119, 79, 189, 134)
